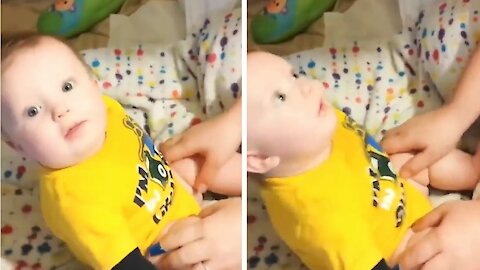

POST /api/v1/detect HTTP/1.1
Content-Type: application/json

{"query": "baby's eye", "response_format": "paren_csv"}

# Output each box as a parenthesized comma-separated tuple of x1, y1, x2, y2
(27, 106, 40, 117)
(290, 69, 298, 79)
(62, 81, 73, 92)
(274, 91, 287, 103)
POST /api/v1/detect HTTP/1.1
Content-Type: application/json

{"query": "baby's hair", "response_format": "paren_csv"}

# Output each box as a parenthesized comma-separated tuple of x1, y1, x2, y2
(1, 32, 94, 143)
(1, 32, 93, 75)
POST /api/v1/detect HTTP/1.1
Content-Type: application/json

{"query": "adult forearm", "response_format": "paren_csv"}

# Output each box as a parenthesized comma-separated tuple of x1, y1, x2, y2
(222, 97, 242, 144)
(448, 46, 480, 130)
(226, 96, 242, 130)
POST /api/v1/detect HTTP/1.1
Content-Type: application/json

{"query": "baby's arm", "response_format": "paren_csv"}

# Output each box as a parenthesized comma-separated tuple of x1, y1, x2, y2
(170, 153, 241, 196)
(56, 203, 157, 270)
(391, 150, 479, 192)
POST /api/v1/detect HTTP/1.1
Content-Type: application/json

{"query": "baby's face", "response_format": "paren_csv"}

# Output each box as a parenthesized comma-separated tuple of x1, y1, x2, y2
(247, 52, 337, 167)
(1, 37, 107, 169)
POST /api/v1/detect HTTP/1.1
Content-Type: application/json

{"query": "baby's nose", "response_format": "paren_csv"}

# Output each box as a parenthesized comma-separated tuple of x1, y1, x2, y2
(53, 107, 70, 119)
(300, 83, 313, 97)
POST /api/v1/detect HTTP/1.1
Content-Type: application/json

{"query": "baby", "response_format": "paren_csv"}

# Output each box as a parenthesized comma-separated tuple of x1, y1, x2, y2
(1, 34, 240, 270)
(247, 51, 479, 270)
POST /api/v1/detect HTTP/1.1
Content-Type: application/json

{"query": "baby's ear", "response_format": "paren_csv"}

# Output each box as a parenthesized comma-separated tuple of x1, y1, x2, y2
(247, 150, 279, 174)
(2, 131, 23, 153)
(4, 140, 23, 153)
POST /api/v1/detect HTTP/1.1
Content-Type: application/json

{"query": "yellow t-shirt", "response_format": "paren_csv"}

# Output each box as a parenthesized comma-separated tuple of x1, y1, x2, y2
(261, 110, 431, 270)
(40, 96, 200, 270)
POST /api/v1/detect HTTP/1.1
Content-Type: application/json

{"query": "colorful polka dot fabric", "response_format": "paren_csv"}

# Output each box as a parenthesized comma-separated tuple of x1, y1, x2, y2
(288, 0, 479, 141)
(81, 8, 241, 144)
(1, 178, 85, 269)
(1, 8, 241, 269)
(247, 0, 479, 268)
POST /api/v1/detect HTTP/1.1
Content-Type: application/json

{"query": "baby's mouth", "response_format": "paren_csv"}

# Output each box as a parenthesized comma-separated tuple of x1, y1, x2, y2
(318, 98, 325, 116)
(65, 121, 87, 139)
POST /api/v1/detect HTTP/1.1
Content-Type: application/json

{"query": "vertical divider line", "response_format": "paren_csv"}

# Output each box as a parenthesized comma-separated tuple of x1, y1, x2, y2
(241, 0, 248, 269)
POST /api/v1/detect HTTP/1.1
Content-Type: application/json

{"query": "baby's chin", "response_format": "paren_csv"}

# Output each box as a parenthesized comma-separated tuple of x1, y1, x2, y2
(40, 134, 106, 169)
(38, 153, 81, 169)
(40, 159, 78, 170)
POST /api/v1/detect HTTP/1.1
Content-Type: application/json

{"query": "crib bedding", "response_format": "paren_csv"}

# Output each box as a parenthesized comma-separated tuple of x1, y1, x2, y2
(1, 1, 242, 269)
(246, 0, 476, 269)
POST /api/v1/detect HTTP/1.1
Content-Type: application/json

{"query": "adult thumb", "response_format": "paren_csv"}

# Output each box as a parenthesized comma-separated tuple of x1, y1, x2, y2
(411, 204, 448, 232)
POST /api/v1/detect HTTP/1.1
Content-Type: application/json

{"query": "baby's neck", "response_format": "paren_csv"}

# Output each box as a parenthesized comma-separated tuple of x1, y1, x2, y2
(265, 141, 333, 179)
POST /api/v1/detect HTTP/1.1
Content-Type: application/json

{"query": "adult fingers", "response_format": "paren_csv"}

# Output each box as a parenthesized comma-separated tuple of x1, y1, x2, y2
(382, 125, 402, 141)
(399, 149, 438, 179)
(156, 239, 210, 269)
(191, 262, 206, 270)
(381, 131, 418, 154)
(411, 204, 448, 232)
(421, 253, 449, 270)
(198, 201, 223, 219)
(399, 230, 442, 270)
(159, 217, 204, 251)
(194, 157, 218, 192)
(161, 136, 199, 162)
(160, 136, 183, 151)
(191, 261, 215, 270)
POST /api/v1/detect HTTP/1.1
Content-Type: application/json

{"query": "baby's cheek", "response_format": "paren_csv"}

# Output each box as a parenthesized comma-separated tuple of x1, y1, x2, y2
(34, 140, 59, 160)
(28, 130, 60, 158)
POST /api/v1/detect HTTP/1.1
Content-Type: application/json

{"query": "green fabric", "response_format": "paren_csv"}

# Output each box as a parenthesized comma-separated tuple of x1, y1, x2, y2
(37, 0, 126, 38)
(251, 0, 337, 44)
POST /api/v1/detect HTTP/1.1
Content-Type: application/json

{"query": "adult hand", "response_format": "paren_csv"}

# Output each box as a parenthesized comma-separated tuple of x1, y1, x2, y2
(160, 108, 241, 192)
(399, 200, 480, 270)
(382, 105, 465, 178)
(152, 198, 242, 270)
